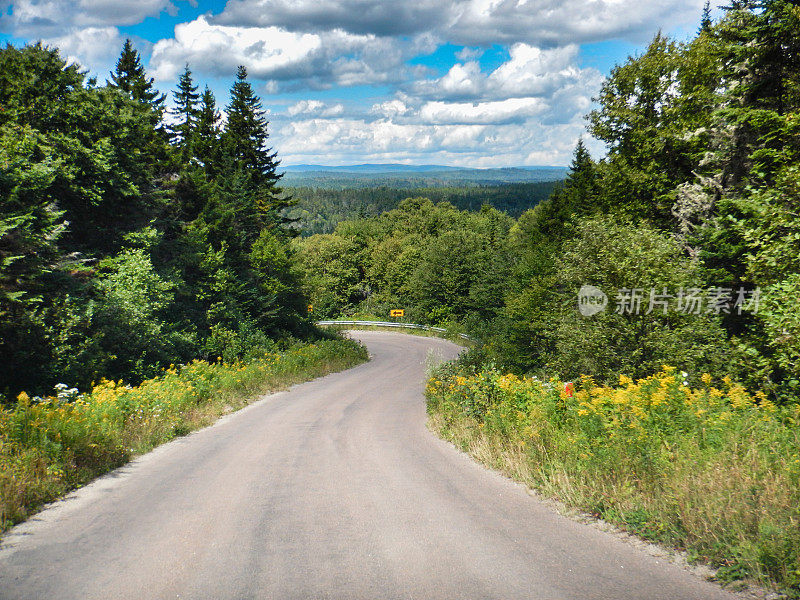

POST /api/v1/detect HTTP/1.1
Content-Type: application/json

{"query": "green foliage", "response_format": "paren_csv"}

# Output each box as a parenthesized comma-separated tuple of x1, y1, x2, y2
(194, 86, 221, 176)
(0, 43, 311, 401)
(169, 64, 200, 161)
(295, 198, 514, 323)
(550, 217, 729, 382)
(294, 234, 365, 318)
(222, 67, 279, 187)
(285, 181, 559, 235)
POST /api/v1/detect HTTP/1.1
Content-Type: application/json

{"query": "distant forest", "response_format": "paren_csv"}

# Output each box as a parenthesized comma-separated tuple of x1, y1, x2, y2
(280, 166, 568, 189)
(284, 182, 560, 235)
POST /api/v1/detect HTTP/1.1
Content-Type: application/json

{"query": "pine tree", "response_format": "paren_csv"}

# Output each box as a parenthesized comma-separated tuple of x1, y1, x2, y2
(193, 86, 221, 174)
(170, 64, 200, 159)
(109, 39, 165, 109)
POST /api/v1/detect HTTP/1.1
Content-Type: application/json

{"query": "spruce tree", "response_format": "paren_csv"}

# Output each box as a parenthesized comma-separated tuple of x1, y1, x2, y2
(700, 1, 712, 33)
(170, 64, 200, 159)
(109, 39, 165, 109)
(222, 65, 280, 189)
(195, 85, 221, 174)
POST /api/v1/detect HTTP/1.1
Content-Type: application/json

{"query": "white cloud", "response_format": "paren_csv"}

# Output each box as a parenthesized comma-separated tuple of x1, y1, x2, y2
(46, 25, 124, 69)
(267, 35, 605, 165)
(287, 100, 345, 117)
(455, 46, 483, 61)
(419, 97, 545, 125)
(213, 0, 454, 36)
(425, 61, 485, 99)
(273, 115, 591, 166)
(149, 16, 321, 82)
(4, 0, 707, 165)
(148, 16, 413, 88)
(369, 99, 410, 118)
(414, 44, 602, 104)
(211, 0, 706, 46)
(2, 0, 188, 37)
(449, 0, 705, 46)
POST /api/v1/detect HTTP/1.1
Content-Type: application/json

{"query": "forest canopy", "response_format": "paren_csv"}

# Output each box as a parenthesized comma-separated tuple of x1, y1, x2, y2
(0, 41, 308, 398)
(298, 0, 800, 403)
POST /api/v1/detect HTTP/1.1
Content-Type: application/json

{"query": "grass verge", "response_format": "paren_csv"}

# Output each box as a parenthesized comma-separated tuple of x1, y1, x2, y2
(0, 338, 368, 535)
(426, 363, 800, 596)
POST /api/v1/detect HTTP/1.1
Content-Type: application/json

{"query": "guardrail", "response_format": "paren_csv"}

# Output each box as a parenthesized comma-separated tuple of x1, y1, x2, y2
(317, 320, 474, 341)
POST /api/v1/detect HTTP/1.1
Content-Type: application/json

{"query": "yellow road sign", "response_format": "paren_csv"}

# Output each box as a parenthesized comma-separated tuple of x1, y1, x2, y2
(390, 309, 405, 317)
(307, 304, 313, 313)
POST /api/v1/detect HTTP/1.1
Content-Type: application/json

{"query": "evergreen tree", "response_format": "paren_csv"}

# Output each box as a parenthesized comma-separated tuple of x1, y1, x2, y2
(169, 64, 200, 159)
(195, 85, 221, 175)
(700, 1, 712, 33)
(220, 65, 293, 229)
(221, 66, 280, 189)
(109, 39, 165, 109)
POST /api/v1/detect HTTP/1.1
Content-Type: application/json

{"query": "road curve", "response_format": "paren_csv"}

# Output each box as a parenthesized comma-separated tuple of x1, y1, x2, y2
(0, 331, 738, 600)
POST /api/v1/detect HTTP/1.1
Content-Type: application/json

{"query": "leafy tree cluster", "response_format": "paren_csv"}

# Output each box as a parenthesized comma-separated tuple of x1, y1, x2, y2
(484, 0, 800, 398)
(0, 40, 308, 399)
(293, 198, 513, 327)
(298, 1, 800, 401)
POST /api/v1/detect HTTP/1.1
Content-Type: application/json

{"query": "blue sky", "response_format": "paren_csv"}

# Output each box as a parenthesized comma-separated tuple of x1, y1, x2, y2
(0, 0, 710, 166)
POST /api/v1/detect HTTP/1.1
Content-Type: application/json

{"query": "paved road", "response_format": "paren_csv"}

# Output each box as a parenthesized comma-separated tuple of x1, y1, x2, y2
(0, 332, 738, 600)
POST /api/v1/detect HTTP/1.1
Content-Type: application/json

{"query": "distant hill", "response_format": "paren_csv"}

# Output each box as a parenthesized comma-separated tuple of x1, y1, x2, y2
(283, 163, 470, 173)
(280, 164, 568, 188)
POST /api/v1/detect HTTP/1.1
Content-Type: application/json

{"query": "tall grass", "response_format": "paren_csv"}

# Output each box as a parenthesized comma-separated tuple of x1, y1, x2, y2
(0, 339, 368, 534)
(426, 364, 800, 595)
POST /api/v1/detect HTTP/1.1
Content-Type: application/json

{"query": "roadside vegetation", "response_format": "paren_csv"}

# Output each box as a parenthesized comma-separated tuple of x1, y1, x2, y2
(0, 41, 310, 402)
(0, 338, 367, 534)
(427, 363, 800, 593)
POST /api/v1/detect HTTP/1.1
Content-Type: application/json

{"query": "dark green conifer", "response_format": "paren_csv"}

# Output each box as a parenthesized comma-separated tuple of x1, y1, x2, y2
(109, 39, 165, 109)
(170, 64, 200, 159)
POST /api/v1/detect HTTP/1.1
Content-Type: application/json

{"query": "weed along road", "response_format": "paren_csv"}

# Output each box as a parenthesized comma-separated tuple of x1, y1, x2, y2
(0, 331, 739, 600)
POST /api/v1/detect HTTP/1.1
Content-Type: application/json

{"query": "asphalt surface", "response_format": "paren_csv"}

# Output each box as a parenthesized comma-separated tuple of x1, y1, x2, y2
(0, 331, 739, 600)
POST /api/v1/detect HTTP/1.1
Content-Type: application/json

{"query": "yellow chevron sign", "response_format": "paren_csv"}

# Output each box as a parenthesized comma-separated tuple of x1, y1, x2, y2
(390, 309, 405, 318)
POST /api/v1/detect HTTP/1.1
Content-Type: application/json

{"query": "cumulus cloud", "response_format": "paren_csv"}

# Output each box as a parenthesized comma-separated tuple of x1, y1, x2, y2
(266, 35, 606, 165)
(287, 100, 345, 117)
(211, 0, 705, 46)
(419, 97, 545, 125)
(272, 114, 593, 166)
(414, 44, 602, 103)
(4, 0, 705, 165)
(369, 99, 411, 118)
(1, 0, 188, 37)
(148, 16, 414, 88)
(46, 25, 125, 69)
(213, 0, 454, 36)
